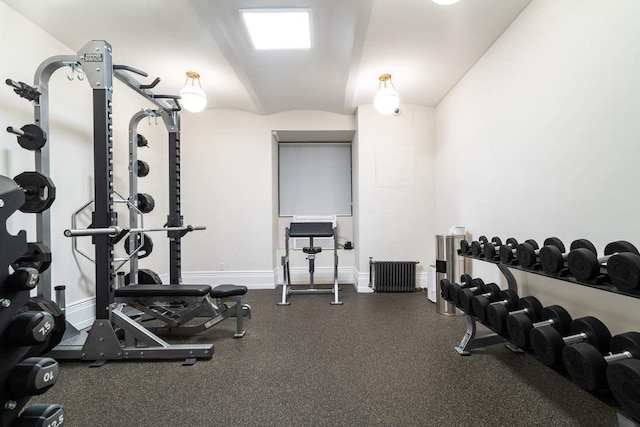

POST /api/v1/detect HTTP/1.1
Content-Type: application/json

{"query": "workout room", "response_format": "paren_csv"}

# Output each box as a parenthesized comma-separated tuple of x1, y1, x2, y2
(1, 1, 639, 426)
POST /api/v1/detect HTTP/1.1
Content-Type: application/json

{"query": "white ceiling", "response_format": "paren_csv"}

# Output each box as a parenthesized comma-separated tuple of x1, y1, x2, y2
(2, 0, 532, 115)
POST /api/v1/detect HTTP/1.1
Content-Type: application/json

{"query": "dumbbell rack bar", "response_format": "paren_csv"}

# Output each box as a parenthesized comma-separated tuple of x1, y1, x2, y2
(458, 253, 640, 427)
(463, 252, 640, 300)
(453, 263, 523, 356)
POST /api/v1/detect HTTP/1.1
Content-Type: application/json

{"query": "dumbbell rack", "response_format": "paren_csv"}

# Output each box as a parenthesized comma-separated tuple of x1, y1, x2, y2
(457, 250, 640, 426)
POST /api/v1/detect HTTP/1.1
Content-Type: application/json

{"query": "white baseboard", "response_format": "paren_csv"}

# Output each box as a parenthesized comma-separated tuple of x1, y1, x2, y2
(65, 297, 95, 330)
(163, 270, 278, 289)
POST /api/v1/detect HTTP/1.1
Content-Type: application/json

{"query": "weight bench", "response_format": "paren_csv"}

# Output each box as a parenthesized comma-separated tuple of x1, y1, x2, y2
(114, 283, 251, 338)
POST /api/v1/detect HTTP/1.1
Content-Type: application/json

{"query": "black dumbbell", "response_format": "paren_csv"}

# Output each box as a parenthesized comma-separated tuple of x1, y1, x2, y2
(6, 311, 55, 346)
(459, 283, 501, 315)
(13, 404, 65, 427)
(472, 289, 519, 323)
(516, 237, 565, 269)
(486, 295, 543, 334)
(606, 251, 640, 292)
(459, 239, 475, 255)
(568, 240, 640, 281)
(136, 192, 155, 214)
(6, 267, 39, 291)
(137, 160, 150, 177)
(6, 124, 47, 151)
(539, 239, 597, 274)
(607, 358, 640, 422)
(563, 332, 640, 392)
(500, 239, 531, 264)
(7, 357, 59, 397)
(449, 277, 485, 306)
(484, 238, 518, 261)
(506, 305, 572, 348)
(529, 316, 611, 367)
(471, 237, 502, 257)
(439, 274, 474, 302)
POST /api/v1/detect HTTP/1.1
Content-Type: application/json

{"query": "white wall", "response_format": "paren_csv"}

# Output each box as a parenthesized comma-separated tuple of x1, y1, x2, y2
(179, 109, 355, 287)
(0, 2, 168, 326)
(435, 0, 640, 334)
(355, 104, 436, 290)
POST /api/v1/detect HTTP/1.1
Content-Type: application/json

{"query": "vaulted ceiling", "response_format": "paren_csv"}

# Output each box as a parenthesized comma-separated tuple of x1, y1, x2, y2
(2, 0, 532, 114)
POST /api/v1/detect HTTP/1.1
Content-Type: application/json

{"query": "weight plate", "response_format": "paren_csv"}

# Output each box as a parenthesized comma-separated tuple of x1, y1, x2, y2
(524, 239, 539, 250)
(570, 316, 612, 353)
(607, 359, 640, 423)
(540, 305, 572, 335)
(16, 124, 47, 151)
(125, 268, 163, 285)
(543, 237, 566, 253)
(11, 242, 52, 273)
(491, 236, 503, 246)
(137, 160, 150, 177)
(604, 240, 640, 256)
(562, 342, 607, 391)
(530, 325, 565, 367)
(607, 253, 640, 291)
(507, 313, 535, 348)
(137, 133, 148, 147)
(14, 172, 56, 213)
(516, 243, 537, 268)
(539, 245, 565, 273)
(567, 248, 601, 281)
(570, 238, 597, 255)
(610, 332, 640, 358)
(124, 233, 154, 259)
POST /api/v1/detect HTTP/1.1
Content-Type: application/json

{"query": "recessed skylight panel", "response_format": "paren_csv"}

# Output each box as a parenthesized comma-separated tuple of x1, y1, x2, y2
(241, 8, 311, 50)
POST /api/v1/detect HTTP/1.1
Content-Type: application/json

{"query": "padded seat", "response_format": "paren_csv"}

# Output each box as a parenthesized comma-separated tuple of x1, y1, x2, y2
(210, 284, 248, 298)
(303, 247, 322, 255)
(114, 284, 212, 298)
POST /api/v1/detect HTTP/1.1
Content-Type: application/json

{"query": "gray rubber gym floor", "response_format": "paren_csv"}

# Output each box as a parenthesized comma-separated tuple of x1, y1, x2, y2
(34, 286, 618, 426)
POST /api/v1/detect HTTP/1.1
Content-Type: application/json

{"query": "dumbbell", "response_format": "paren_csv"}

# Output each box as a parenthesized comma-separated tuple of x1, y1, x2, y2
(486, 295, 543, 334)
(529, 316, 611, 367)
(136, 192, 155, 214)
(506, 305, 572, 348)
(13, 404, 65, 427)
(6, 311, 55, 346)
(607, 359, 640, 422)
(471, 236, 502, 257)
(439, 274, 474, 302)
(568, 240, 640, 281)
(472, 289, 519, 324)
(484, 238, 518, 261)
(563, 332, 640, 392)
(516, 237, 565, 269)
(459, 239, 474, 255)
(606, 251, 640, 292)
(6, 266, 39, 291)
(449, 277, 485, 306)
(7, 357, 59, 397)
(538, 239, 597, 274)
(137, 160, 150, 177)
(459, 283, 501, 315)
(500, 239, 527, 264)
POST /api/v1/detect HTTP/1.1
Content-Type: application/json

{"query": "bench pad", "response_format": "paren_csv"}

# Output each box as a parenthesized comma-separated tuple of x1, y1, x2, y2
(114, 284, 212, 298)
(211, 284, 248, 298)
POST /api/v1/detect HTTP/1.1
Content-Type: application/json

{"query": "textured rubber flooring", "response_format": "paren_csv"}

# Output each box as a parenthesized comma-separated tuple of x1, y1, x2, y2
(33, 286, 617, 426)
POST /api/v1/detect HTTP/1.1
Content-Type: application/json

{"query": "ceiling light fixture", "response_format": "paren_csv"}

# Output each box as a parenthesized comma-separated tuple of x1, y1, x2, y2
(374, 74, 400, 116)
(432, 0, 461, 5)
(179, 71, 207, 113)
(241, 8, 311, 50)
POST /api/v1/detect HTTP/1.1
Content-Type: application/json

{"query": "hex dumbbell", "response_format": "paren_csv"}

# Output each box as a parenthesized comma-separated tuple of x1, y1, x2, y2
(606, 251, 640, 292)
(529, 316, 611, 367)
(563, 332, 640, 392)
(449, 277, 485, 306)
(486, 295, 543, 334)
(607, 358, 640, 422)
(568, 240, 640, 281)
(472, 289, 519, 324)
(516, 237, 565, 269)
(484, 238, 518, 261)
(471, 236, 502, 257)
(506, 305, 572, 348)
(538, 239, 597, 274)
(459, 283, 501, 315)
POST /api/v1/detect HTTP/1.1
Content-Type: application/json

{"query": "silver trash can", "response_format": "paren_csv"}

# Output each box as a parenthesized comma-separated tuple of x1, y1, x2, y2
(435, 234, 466, 316)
